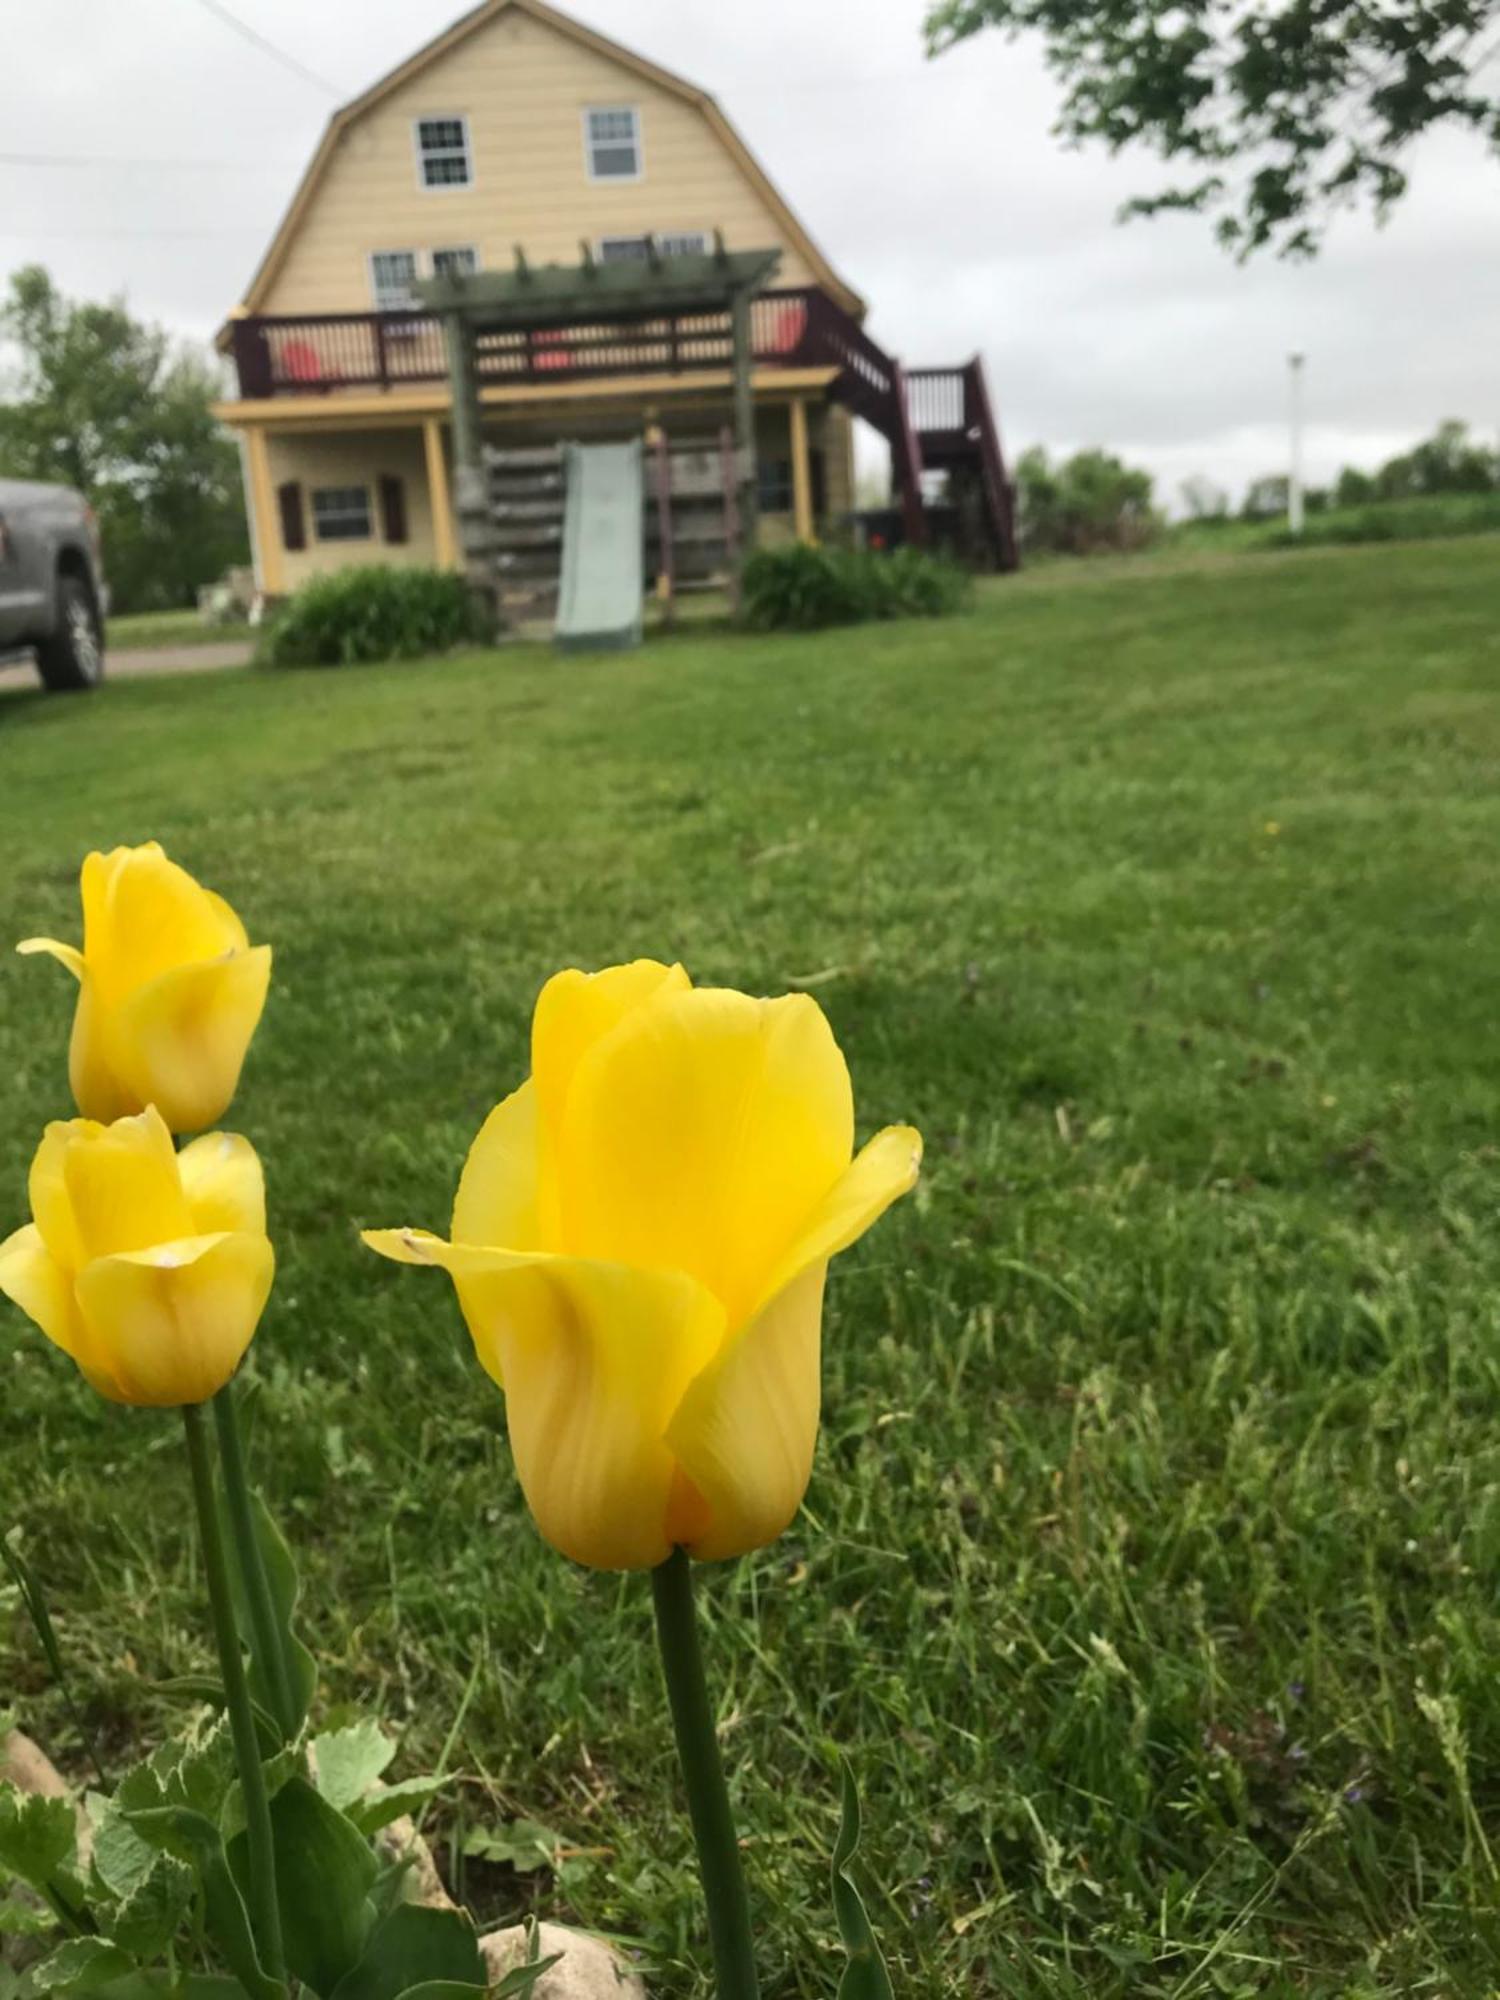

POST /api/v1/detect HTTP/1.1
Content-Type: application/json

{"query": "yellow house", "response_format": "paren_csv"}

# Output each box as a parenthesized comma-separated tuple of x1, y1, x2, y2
(213, 0, 1016, 598)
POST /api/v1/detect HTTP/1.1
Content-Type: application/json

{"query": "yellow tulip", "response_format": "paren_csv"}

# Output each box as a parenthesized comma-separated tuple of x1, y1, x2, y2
(365, 962, 921, 1570)
(19, 843, 272, 1134)
(0, 1106, 274, 1407)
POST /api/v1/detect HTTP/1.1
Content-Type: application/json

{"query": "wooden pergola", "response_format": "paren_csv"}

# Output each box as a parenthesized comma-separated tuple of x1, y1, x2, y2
(415, 243, 782, 599)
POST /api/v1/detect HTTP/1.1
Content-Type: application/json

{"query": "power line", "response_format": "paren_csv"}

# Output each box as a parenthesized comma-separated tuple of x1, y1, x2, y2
(0, 150, 298, 172)
(188, 0, 342, 96)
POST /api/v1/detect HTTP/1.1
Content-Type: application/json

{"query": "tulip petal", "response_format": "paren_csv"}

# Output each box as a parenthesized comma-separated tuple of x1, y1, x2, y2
(531, 961, 689, 1244)
(28, 1120, 101, 1270)
(665, 1125, 922, 1562)
(0, 1223, 94, 1373)
(561, 987, 854, 1323)
(74, 1231, 274, 1407)
(89, 844, 245, 1004)
(361, 1227, 724, 1569)
(67, 970, 137, 1125)
(61, 1106, 193, 1261)
(179, 1131, 267, 1236)
(667, 1263, 827, 1563)
(451, 1082, 543, 1252)
(110, 944, 272, 1133)
(16, 936, 84, 980)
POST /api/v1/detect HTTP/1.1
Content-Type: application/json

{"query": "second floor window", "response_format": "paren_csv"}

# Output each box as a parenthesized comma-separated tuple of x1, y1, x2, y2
(599, 232, 707, 263)
(416, 116, 472, 188)
(432, 246, 480, 279)
(370, 250, 418, 311)
(586, 106, 641, 180)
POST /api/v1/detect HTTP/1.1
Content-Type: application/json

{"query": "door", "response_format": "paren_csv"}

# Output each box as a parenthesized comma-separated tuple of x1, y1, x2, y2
(0, 502, 52, 647)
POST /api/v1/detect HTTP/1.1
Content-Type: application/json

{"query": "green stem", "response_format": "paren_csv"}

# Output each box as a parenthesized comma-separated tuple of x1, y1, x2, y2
(213, 1385, 296, 1742)
(182, 1402, 284, 1984)
(651, 1548, 759, 2000)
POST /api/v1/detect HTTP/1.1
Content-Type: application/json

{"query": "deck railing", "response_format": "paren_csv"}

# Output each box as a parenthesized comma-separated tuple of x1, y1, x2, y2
(230, 289, 826, 401)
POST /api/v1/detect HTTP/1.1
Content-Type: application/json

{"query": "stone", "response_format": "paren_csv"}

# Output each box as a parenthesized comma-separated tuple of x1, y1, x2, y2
(374, 1814, 457, 1911)
(0, 1730, 68, 1798)
(482, 1922, 646, 2000)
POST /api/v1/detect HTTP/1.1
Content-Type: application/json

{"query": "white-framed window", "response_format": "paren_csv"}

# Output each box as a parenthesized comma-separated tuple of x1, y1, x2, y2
(414, 115, 473, 189)
(585, 105, 642, 180)
(311, 487, 372, 543)
(369, 249, 419, 311)
(431, 245, 480, 279)
(598, 231, 708, 264)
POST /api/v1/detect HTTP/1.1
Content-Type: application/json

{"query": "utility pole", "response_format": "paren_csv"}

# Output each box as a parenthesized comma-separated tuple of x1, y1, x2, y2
(1288, 351, 1306, 536)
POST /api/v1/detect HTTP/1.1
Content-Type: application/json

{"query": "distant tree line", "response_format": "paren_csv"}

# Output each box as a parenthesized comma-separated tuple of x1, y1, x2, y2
(0, 265, 248, 615)
(1186, 419, 1500, 523)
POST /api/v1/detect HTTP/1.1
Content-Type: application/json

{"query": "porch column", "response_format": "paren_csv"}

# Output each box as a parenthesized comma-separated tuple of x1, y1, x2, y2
(242, 427, 284, 596)
(789, 397, 815, 545)
(443, 311, 497, 617)
(730, 288, 757, 549)
(423, 417, 458, 571)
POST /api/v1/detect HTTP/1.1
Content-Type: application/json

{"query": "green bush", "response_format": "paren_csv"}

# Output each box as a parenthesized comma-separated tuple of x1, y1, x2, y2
(741, 543, 971, 631)
(1262, 490, 1500, 550)
(257, 565, 491, 667)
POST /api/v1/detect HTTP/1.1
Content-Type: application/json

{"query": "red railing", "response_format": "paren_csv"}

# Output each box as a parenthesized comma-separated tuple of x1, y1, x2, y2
(231, 289, 824, 400)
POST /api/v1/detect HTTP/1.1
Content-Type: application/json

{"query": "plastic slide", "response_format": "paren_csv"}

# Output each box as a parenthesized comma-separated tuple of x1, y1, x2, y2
(554, 440, 644, 651)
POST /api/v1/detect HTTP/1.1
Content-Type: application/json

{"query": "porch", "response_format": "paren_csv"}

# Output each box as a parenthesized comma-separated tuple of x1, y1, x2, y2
(222, 281, 1019, 571)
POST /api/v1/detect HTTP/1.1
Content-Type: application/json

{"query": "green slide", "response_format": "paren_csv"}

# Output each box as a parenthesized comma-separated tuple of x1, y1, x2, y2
(554, 440, 644, 652)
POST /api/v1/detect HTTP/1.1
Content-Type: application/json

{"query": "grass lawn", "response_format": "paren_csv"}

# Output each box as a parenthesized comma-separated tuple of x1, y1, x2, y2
(106, 608, 239, 652)
(3, 536, 1498, 1997)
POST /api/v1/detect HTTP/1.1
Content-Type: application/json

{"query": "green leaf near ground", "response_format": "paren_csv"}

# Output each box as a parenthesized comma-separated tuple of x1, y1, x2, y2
(0, 1787, 74, 1894)
(310, 1724, 398, 1814)
(22, 1937, 134, 1994)
(345, 1779, 445, 1839)
(327, 1904, 484, 2000)
(244, 1777, 377, 1997)
(830, 1761, 894, 2000)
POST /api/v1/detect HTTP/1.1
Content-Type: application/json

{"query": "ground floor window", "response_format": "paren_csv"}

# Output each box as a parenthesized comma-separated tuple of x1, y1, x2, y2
(757, 458, 795, 513)
(311, 486, 373, 542)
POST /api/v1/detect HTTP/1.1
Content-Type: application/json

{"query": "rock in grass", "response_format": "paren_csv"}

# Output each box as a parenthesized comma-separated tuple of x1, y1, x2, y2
(374, 1814, 458, 1911)
(482, 1921, 646, 2000)
(0, 1730, 68, 1798)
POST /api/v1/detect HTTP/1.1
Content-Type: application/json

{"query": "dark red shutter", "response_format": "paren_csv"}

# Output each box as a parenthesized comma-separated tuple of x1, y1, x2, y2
(379, 474, 408, 545)
(277, 481, 305, 552)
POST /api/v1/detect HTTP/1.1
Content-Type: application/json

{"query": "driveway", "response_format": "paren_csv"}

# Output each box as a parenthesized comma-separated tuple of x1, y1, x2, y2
(0, 640, 253, 693)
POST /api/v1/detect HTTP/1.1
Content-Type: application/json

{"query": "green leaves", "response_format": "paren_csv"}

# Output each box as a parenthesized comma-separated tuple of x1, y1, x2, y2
(328, 1904, 484, 2000)
(219, 1487, 316, 1748)
(310, 1725, 397, 1815)
(22, 1936, 135, 1995)
(830, 1762, 893, 2000)
(249, 1777, 377, 1997)
(0, 1786, 75, 1894)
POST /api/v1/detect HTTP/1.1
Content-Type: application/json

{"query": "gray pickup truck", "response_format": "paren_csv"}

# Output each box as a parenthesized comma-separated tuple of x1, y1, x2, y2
(0, 477, 107, 690)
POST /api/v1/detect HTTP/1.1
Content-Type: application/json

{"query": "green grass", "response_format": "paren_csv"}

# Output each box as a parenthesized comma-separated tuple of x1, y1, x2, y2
(1167, 489, 1500, 555)
(3, 536, 1499, 1997)
(106, 608, 239, 652)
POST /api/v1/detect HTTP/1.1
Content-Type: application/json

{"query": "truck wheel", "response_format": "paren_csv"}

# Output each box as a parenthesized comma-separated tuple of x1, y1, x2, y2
(36, 575, 104, 691)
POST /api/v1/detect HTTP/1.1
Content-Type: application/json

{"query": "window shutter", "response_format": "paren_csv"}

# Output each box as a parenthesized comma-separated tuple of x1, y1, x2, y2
(379, 474, 408, 545)
(277, 481, 305, 552)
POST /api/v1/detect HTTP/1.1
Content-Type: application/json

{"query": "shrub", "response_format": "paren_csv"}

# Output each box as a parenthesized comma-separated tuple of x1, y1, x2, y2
(1016, 445, 1159, 554)
(1262, 490, 1500, 550)
(741, 543, 970, 631)
(257, 565, 491, 667)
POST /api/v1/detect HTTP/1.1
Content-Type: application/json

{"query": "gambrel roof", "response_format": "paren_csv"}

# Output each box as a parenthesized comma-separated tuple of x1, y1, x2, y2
(231, 0, 864, 322)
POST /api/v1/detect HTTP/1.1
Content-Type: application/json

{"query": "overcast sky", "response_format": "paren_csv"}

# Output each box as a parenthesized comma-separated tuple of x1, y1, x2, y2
(7, 0, 1498, 506)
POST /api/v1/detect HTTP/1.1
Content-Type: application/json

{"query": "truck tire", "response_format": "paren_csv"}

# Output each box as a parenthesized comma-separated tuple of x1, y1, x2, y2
(36, 574, 104, 691)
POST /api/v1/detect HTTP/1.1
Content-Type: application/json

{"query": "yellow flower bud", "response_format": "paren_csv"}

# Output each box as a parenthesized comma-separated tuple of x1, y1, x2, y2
(365, 963, 920, 1571)
(19, 843, 271, 1134)
(0, 1107, 273, 1407)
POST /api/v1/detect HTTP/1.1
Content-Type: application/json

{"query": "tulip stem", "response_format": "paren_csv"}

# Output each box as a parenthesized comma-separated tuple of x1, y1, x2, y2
(651, 1548, 760, 2000)
(213, 1385, 297, 1742)
(182, 1402, 285, 1985)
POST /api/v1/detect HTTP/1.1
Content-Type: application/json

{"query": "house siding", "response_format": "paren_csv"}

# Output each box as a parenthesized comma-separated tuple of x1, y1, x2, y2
(261, 8, 818, 318)
(264, 428, 437, 588)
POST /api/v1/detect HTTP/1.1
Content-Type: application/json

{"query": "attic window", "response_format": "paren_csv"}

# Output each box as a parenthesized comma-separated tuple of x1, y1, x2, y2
(416, 116, 473, 188)
(585, 106, 641, 180)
